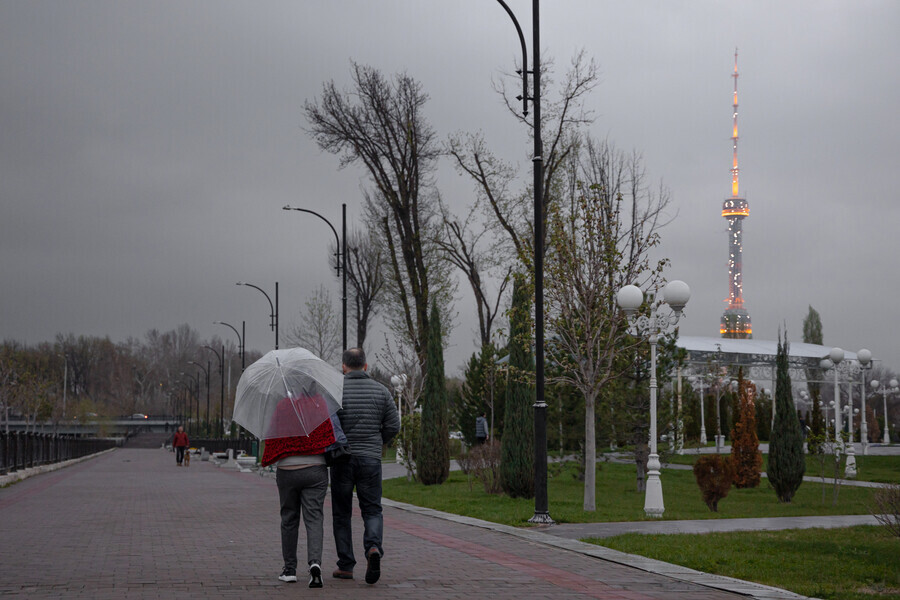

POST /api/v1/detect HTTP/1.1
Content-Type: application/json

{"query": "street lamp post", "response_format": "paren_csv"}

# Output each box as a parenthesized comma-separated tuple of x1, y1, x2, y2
(857, 349, 872, 453)
(871, 378, 898, 444)
(282, 204, 347, 351)
(188, 361, 209, 436)
(237, 281, 278, 349)
(493, 0, 550, 527)
(175, 380, 192, 429)
(617, 280, 690, 518)
(828, 348, 846, 465)
(58, 353, 68, 421)
(214, 320, 245, 371)
(689, 376, 708, 445)
(179, 371, 200, 435)
(391, 373, 408, 477)
(203, 345, 225, 438)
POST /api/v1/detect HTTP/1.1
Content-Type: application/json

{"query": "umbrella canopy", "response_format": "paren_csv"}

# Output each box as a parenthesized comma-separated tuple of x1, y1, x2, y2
(233, 348, 343, 440)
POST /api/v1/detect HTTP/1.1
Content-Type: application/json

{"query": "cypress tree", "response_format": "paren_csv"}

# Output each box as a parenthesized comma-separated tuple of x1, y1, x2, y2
(417, 302, 450, 485)
(768, 331, 806, 502)
(500, 274, 534, 498)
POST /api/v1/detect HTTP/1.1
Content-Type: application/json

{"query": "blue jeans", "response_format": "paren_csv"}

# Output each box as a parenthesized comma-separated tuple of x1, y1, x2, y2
(330, 456, 383, 571)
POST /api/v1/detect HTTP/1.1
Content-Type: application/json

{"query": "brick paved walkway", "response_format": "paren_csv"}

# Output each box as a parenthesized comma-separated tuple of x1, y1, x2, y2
(0, 449, 800, 599)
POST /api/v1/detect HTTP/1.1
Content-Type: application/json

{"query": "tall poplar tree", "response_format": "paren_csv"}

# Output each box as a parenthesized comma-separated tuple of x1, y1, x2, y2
(768, 332, 806, 502)
(500, 274, 534, 498)
(803, 306, 825, 440)
(417, 302, 450, 485)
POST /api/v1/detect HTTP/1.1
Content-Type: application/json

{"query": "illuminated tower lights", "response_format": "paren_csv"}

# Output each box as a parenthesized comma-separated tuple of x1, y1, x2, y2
(721, 49, 752, 339)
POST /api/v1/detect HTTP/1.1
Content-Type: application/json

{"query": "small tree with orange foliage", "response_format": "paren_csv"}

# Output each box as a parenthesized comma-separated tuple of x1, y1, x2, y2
(730, 368, 762, 488)
(693, 454, 735, 512)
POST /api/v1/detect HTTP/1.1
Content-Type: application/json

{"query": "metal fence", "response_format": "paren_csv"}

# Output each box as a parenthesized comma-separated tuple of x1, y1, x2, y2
(0, 432, 122, 475)
(187, 437, 257, 455)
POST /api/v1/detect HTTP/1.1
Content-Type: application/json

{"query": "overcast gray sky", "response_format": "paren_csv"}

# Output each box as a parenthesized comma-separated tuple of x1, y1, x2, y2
(2, 1, 898, 375)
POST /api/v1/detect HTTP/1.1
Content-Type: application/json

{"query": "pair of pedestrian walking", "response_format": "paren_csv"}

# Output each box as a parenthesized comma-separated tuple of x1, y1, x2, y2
(266, 347, 400, 589)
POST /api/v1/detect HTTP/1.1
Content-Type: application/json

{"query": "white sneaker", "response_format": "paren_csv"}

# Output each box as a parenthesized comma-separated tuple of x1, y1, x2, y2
(278, 568, 297, 583)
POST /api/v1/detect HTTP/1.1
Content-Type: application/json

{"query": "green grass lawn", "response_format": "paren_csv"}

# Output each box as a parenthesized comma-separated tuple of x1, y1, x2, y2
(661, 452, 900, 484)
(382, 461, 881, 526)
(591, 526, 900, 600)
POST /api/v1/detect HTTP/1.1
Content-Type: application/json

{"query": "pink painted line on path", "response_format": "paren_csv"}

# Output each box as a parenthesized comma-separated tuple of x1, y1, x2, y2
(387, 517, 657, 600)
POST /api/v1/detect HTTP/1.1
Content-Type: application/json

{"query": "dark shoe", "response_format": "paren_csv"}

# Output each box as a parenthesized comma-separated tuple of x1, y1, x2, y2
(308, 563, 323, 588)
(364, 548, 381, 584)
(278, 568, 297, 583)
(332, 569, 353, 580)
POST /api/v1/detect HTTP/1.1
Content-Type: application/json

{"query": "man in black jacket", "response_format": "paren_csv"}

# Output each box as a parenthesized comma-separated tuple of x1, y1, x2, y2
(331, 348, 400, 584)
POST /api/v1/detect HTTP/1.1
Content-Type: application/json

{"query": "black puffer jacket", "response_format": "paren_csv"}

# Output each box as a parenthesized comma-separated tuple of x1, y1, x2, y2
(338, 370, 400, 460)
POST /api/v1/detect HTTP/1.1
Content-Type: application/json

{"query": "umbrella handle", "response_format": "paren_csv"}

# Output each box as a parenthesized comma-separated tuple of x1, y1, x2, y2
(275, 357, 307, 433)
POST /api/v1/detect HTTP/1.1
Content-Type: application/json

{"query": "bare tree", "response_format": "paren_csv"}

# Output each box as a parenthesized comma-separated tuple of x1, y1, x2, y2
(331, 227, 385, 349)
(435, 199, 512, 350)
(286, 285, 341, 365)
(545, 138, 671, 511)
(305, 63, 454, 368)
(447, 51, 600, 269)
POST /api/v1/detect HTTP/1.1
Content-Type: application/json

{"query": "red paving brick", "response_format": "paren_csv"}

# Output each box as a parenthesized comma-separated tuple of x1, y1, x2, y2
(0, 448, 750, 599)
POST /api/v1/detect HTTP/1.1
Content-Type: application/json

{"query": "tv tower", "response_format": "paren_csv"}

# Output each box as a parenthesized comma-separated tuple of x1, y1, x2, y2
(721, 49, 752, 339)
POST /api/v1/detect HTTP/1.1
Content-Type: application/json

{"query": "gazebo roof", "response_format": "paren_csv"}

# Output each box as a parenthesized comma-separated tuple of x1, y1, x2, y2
(675, 336, 860, 374)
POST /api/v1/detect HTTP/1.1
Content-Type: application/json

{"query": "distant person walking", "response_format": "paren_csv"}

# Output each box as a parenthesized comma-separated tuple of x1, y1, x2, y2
(475, 412, 489, 445)
(172, 426, 189, 466)
(330, 348, 400, 585)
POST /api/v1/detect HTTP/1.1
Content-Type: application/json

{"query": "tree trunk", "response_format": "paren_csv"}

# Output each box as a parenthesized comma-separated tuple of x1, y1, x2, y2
(583, 391, 597, 511)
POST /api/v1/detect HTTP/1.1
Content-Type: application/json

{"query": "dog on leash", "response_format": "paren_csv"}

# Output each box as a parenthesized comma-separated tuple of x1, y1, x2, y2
(184, 449, 191, 467)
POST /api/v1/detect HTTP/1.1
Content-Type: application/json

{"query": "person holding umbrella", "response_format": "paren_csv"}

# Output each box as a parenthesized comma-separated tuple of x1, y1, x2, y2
(261, 394, 334, 588)
(232, 348, 346, 589)
(330, 348, 399, 585)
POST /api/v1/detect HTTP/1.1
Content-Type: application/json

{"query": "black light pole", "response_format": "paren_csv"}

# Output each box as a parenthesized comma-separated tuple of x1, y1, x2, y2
(495, 0, 551, 524)
(214, 320, 245, 371)
(179, 371, 200, 435)
(188, 361, 209, 436)
(237, 282, 278, 349)
(282, 204, 347, 350)
(203, 345, 225, 438)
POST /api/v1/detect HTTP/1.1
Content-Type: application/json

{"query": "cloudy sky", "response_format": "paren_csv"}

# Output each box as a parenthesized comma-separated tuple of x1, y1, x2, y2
(2, 1, 898, 375)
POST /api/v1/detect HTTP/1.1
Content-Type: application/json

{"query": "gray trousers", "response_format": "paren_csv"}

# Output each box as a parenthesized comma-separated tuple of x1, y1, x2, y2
(276, 465, 328, 572)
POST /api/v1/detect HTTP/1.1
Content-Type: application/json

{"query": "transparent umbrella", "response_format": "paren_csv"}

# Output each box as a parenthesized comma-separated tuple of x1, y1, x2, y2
(233, 348, 343, 440)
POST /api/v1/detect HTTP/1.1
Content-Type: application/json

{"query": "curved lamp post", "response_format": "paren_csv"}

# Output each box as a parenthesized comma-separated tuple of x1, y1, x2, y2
(237, 281, 278, 349)
(490, 0, 550, 526)
(617, 280, 690, 518)
(174, 380, 193, 429)
(214, 320, 245, 371)
(871, 378, 899, 444)
(203, 345, 225, 438)
(188, 361, 209, 436)
(179, 371, 200, 435)
(283, 204, 347, 351)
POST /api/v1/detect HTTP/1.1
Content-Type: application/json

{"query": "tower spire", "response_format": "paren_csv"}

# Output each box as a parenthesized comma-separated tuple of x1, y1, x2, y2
(731, 48, 740, 197)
